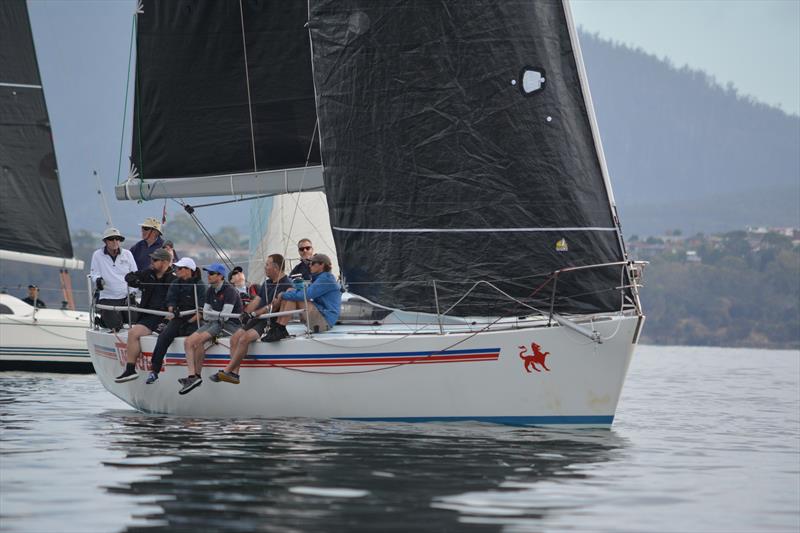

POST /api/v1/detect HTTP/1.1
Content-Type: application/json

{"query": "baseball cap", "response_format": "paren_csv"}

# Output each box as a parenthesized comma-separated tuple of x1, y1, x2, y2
(203, 263, 228, 276)
(174, 257, 197, 270)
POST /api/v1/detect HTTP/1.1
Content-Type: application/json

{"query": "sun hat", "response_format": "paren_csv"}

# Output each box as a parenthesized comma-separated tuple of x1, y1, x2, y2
(310, 253, 332, 266)
(139, 217, 163, 233)
(102, 227, 125, 241)
(203, 263, 228, 276)
(149, 248, 172, 262)
(173, 257, 197, 271)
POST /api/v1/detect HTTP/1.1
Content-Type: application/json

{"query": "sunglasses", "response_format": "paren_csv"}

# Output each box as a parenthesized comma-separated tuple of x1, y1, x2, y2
(105, 237, 123, 242)
(311, 260, 325, 266)
(298, 246, 312, 252)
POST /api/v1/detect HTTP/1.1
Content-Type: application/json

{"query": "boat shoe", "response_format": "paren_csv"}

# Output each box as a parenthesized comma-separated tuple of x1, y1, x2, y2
(209, 370, 240, 385)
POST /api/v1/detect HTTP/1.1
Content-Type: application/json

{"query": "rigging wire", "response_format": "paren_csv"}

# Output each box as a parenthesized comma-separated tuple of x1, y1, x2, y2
(281, 119, 320, 265)
(116, 12, 137, 185)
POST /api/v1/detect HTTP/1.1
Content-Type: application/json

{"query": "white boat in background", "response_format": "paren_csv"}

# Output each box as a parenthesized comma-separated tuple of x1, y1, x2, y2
(88, 0, 645, 426)
(0, 0, 89, 372)
(0, 294, 91, 372)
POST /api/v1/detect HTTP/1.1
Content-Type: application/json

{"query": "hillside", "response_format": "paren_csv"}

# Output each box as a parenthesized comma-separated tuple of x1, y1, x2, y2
(579, 31, 800, 237)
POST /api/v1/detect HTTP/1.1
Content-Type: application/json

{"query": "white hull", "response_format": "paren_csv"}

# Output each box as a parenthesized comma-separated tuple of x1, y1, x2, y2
(87, 312, 643, 427)
(0, 295, 91, 369)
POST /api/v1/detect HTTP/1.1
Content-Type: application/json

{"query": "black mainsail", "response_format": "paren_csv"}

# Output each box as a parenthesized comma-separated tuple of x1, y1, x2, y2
(0, 0, 77, 264)
(131, 1, 319, 181)
(308, 0, 631, 314)
(125, 0, 633, 316)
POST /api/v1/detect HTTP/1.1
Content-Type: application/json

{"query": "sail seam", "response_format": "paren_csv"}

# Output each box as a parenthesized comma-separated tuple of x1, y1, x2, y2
(333, 227, 617, 233)
(0, 82, 42, 89)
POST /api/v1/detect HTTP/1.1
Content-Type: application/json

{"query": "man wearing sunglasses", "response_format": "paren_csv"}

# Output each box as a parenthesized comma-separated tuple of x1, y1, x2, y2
(115, 248, 177, 382)
(90, 227, 137, 331)
(179, 263, 243, 395)
(130, 217, 167, 270)
(289, 238, 314, 281)
(264, 253, 341, 342)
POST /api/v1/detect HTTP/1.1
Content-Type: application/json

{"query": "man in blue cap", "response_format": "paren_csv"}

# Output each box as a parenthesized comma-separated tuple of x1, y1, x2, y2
(178, 262, 243, 395)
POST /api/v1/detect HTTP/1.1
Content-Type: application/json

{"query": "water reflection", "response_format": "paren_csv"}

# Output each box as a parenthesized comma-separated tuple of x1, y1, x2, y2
(95, 412, 628, 532)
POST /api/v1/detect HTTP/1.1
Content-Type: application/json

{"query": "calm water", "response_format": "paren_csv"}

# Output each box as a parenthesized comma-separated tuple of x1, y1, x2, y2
(1, 345, 798, 533)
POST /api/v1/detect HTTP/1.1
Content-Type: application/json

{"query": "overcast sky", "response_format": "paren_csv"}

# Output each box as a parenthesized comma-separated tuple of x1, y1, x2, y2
(26, 0, 800, 236)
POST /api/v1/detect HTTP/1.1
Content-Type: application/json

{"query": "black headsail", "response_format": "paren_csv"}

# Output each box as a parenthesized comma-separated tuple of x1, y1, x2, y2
(308, 0, 632, 315)
(0, 0, 74, 260)
(131, 0, 319, 180)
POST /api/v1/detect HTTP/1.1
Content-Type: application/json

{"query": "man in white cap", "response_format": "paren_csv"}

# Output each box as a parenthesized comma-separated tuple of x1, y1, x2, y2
(143, 257, 206, 384)
(130, 216, 166, 270)
(90, 227, 137, 331)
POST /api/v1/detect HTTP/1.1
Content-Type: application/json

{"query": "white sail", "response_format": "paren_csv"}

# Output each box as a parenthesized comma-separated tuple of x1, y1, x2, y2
(247, 192, 338, 282)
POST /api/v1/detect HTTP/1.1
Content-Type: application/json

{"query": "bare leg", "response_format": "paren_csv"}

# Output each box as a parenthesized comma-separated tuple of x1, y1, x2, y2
(277, 300, 305, 326)
(126, 324, 152, 364)
(225, 329, 259, 374)
(184, 331, 211, 375)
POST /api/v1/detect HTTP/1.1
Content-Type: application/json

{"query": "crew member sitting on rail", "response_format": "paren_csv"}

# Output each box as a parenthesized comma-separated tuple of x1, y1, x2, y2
(264, 253, 341, 342)
(90, 227, 136, 331)
(114, 248, 177, 383)
(178, 262, 242, 395)
(144, 257, 207, 385)
(210, 254, 292, 385)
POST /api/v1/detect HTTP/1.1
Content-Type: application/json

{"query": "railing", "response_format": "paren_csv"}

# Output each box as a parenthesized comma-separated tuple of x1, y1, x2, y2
(89, 274, 310, 334)
(87, 259, 646, 339)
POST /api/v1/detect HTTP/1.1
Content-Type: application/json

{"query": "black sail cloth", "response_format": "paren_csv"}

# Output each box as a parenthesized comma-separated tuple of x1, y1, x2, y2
(0, 0, 74, 259)
(308, 0, 632, 315)
(131, 0, 319, 180)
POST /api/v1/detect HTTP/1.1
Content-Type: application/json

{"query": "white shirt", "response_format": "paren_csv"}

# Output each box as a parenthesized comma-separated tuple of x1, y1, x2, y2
(90, 247, 137, 300)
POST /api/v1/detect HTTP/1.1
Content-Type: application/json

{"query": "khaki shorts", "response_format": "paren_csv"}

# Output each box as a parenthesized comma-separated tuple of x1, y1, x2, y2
(303, 303, 331, 333)
(197, 320, 240, 338)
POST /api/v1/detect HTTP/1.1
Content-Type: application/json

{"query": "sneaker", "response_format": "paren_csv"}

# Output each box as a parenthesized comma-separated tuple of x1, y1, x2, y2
(208, 371, 221, 383)
(145, 372, 158, 385)
(114, 368, 139, 383)
(178, 375, 202, 395)
(263, 325, 289, 343)
(178, 376, 190, 386)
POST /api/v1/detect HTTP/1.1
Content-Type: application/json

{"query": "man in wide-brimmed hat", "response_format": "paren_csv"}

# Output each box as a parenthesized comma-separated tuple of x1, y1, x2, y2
(130, 216, 167, 270)
(89, 227, 137, 331)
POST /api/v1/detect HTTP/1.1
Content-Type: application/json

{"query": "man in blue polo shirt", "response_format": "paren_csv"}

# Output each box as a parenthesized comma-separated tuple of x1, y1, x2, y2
(179, 263, 242, 395)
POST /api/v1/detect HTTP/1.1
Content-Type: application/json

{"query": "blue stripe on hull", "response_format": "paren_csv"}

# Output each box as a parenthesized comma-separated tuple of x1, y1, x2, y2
(340, 415, 614, 426)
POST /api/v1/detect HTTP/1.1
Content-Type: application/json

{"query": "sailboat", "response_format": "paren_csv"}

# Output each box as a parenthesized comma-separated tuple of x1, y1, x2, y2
(0, 0, 91, 372)
(87, 0, 645, 426)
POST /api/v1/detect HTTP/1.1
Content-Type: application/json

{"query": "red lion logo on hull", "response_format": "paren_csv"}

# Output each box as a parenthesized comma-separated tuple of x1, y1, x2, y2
(518, 342, 550, 372)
